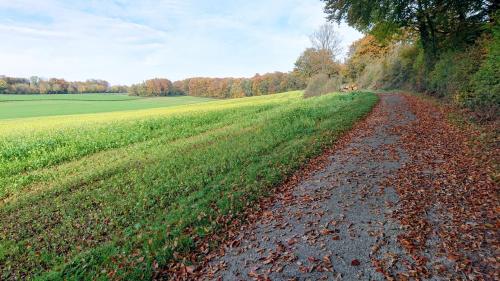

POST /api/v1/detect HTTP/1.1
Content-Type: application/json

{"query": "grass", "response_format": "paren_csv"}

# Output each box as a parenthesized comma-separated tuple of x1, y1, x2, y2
(0, 94, 213, 120)
(0, 91, 378, 280)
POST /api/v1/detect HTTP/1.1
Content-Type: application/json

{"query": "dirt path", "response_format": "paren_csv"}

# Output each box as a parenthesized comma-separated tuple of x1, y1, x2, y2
(163, 93, 497, 281)
(196, 95, 412, 280)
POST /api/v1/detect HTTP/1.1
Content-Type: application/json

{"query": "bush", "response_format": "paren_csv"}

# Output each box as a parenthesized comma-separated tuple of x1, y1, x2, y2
(357, 62, 383, 89)
(0, 80, 7, 94)
(304, 74, 342, 98)
(380, 44, 416, 89)
(324, 76, 342, 93)
(428, 43, 484, 98)
(461, 22, 500, 120)
(353, 43, 416, 90)
(346, 18, 498, 121)
(425, 18, 499, 120)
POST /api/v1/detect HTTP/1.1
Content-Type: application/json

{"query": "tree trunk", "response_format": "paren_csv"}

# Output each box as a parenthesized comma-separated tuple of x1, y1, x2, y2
(417, 0, 438, 71)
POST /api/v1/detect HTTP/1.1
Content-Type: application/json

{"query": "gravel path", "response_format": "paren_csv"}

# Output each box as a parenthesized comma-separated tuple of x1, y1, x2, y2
(202, 95, 416, 280)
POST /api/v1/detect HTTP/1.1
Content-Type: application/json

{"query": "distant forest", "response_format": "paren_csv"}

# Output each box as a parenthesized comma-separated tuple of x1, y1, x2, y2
(0, 72, 307, 99)
(0, 76, 128, 95)
(128, 72, 307, 98)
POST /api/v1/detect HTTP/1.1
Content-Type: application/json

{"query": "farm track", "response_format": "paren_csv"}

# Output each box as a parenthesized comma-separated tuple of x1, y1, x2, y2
(171, 94, 498, 281)
(193, 94, 410, 280)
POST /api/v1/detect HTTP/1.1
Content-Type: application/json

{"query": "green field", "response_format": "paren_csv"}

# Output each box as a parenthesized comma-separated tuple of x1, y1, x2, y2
(0, 94, 213, 119)
(0, 91, 377, 280)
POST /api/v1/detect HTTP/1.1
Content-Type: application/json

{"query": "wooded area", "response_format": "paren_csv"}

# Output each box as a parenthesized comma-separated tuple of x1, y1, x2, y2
(322, 0, 499, 120)
(0, 72, 308, 99)
(128, 72, 307, 98)
(0, 76, 127, 94)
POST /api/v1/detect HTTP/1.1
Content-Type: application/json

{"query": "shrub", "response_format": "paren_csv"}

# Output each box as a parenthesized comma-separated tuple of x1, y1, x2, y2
(304, 74, 342, 98)
(0, 80, 7, 94)
(345, 17, 498, 120)
(353, 43, 416, 91)
(356, 62, 383, 89)
(460, 21, 500, 120)
(304, 74, 328, 97)
(428, 43, 484, 98)
(380, 44, 416, 89)
(324, 76, 342, 93)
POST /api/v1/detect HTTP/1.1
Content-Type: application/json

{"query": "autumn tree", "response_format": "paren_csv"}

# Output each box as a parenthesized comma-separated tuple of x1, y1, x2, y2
(0, 75, 125, 94)
(109, 85, 129, 93)
(173, 80, 190, 95)
(294, 48, 340, 79)
(48, 78, 69, 94)
(39, 80, 49, 94)
(345, 35, 391, 80)
(168, 72, 304, 98)
(229, 79, 245, 98)
(322, 0, 494, 68)
(145, 78, 174, 96)
(128, 78, 179, 96)
(310, 23, 343, 60)
(66, 83, 77, 94)
(0, 80, 7, 94)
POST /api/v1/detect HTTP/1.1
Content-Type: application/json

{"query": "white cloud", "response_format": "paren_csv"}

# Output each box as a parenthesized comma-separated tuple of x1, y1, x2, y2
(0, 0, 363, 85)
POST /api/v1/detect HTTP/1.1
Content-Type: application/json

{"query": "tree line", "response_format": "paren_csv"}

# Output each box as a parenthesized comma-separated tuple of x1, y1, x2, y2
(0, 76, 128, 95)
(128, 72, 307, 98)
(0, 72, 308, 98)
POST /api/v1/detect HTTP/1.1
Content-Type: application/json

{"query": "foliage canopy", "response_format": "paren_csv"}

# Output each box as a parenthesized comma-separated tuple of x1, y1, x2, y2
(323, 0, 496, 67)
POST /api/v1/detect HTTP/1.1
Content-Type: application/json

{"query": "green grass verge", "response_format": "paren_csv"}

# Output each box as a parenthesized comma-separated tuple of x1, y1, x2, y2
(0, 91, 378, 280)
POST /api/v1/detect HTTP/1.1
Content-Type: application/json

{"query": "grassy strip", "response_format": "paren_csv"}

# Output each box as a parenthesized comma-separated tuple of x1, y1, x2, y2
(0, 92, 377, 280)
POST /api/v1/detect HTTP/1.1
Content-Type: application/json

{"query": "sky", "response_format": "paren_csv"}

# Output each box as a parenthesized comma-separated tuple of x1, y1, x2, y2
(0, 0, 363, 85)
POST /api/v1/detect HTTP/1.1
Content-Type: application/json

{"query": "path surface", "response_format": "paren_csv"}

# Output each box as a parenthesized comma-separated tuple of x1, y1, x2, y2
(185, 93, 497, 281)
(201, 95, 414, 280)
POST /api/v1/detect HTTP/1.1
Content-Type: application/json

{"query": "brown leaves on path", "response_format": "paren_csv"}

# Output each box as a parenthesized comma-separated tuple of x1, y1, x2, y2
(156, 93, 498, 280)
(153, 97, 382, 280)
(386, 94, 499, 280)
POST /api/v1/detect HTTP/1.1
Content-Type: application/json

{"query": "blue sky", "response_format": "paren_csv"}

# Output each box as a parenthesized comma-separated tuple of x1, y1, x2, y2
(0, 0, 362, 85)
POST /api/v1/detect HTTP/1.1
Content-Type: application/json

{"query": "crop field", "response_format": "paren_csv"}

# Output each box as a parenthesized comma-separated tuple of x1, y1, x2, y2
(0, 94, 213, 120)
(0, 91, 377, 280)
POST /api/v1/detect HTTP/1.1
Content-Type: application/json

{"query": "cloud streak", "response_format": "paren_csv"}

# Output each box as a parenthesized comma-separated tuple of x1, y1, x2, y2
(0, 0, 362, 84)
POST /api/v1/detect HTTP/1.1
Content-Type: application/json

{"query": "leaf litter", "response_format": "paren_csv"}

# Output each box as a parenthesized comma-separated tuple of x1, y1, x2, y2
(156, 94, 498, 281)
